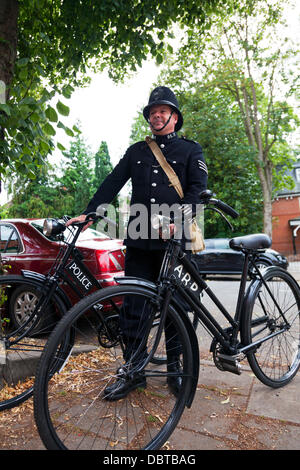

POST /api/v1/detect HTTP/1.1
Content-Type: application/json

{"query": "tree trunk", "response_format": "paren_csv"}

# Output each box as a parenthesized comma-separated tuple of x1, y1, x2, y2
(251, 156, 273, 238)
(260, 167, 272, 237)
(0, 0, 18, 192)
(0, 0, 19, 100)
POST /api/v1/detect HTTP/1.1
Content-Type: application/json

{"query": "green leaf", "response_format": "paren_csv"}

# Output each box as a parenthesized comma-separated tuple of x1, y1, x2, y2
(62, 85, 74, 99)
(30, 112, 40, 123)
(40, 140, 50, 152)
(72, 124, 81, 133)
(56, 101, 70, 116)
(0, 103, 11, 116)
(16, 132, 25, 144)
(156, 54, 163, 65)
(19, 68, 28, 80)
(43, 122, 56, 136)
(57, 142, 66, 151)
(45, 106, 58, 122)
(27, 169, 37, 180)
(64, 126, 74, 137)
(57, 121, 73, 137)
(16, 58, 29, 67)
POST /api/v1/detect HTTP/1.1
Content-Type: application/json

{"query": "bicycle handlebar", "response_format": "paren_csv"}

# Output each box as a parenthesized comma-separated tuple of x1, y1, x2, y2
(83, 212, 117, 228)
(199, 190, 239, 219)
(210, 198, 239, 219)
(151, 191, 239, 234)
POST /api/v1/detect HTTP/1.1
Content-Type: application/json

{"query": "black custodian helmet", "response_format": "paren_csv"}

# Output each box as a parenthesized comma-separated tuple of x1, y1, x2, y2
(143, 86, 183, 132)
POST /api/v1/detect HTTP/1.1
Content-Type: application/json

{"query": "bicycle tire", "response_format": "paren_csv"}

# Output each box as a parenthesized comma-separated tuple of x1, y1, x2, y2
(0, 275, 70, 410)
(34, 284, 194, 450)
(241, 268, 300, 388)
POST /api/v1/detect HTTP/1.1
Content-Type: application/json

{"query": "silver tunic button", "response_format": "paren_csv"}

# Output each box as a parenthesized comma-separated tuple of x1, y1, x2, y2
(153, 169, 158, 173)
(150, 198, 156, 203)
(152, 182, 157, 187)
(137, 161, 141, 164)
(160, 144, 165, 148)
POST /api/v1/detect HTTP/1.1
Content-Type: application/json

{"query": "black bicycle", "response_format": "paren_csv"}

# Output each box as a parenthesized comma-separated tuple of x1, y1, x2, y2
(0, 214, 121, 410)
(33, 190, 300, 450)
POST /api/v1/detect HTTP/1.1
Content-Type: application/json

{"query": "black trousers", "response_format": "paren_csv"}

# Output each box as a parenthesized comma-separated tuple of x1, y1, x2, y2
(119, 247, 181, 361)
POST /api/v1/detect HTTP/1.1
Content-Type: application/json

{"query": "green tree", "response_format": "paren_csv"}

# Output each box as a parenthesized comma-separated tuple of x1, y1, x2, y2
(167, 0, 300, 236)
(0, 0, 234, 182)
(92, 141, 121, 230)
(93, 141, 113, 192)
(6, 164, 63, 218)
(180, 86, 263, 237)
(7, 131, 99, 218)
(61, 133, 94, 216)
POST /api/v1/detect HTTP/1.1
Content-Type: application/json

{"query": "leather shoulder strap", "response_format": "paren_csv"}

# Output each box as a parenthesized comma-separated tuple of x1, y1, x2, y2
(145, 136, 184, 199)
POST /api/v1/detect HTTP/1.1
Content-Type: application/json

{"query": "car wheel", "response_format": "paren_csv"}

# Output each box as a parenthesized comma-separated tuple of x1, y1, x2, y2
(249, 259, 271, 275)
(9, 285, 56, 335)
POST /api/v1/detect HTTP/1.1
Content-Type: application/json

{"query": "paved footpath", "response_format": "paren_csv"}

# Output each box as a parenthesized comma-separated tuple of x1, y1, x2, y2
(0, 356, 299, 452)
(168, 359, 300, 450)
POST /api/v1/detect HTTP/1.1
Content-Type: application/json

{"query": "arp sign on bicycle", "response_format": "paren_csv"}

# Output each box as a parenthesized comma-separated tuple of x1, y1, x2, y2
(172, 261, 202, 297)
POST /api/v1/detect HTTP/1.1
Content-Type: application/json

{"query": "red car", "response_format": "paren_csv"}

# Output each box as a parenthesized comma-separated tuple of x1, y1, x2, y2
(0, 218, 125, 329)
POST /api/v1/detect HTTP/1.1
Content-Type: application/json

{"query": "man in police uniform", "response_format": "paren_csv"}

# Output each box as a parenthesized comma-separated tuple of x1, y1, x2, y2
(67, 86, 208, 400)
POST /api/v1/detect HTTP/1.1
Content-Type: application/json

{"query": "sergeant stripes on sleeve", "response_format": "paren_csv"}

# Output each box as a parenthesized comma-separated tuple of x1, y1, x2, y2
(197, 160, 208, 174)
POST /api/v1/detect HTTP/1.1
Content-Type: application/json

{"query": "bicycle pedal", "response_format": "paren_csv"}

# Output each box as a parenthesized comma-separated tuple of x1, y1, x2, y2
(215, 353, 242, 375)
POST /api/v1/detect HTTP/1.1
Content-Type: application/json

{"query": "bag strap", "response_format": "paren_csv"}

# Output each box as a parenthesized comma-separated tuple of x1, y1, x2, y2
(145, 136, 184, 199)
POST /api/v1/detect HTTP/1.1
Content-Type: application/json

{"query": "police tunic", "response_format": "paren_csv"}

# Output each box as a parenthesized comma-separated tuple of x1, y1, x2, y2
(83, 132, 208, 250)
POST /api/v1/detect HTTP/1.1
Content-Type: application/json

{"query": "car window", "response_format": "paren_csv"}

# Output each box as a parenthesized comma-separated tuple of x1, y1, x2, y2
(0, 224, 22, 253)
(77, 228, 108, 240)
(30, 220, 108, 242)
(204, 239, 230, 250)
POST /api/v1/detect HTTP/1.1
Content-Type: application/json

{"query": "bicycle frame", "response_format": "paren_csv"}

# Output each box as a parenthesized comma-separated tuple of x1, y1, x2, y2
(5, 222, 106, 346)
(154, 238, 291, 359)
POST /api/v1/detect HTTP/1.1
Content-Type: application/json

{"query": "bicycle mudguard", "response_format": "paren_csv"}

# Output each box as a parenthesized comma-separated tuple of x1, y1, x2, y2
(241, 265, 297, 337)
(114, 276, 157, 291)
(21, 270, 47, 284)
(170, 296, 200, 408)
(20, 270, 73, 311)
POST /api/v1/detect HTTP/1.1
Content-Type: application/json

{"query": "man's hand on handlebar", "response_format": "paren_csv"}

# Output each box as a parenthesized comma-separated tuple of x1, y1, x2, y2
(160, 223, 176, 241)
(65, 214, 93, 231)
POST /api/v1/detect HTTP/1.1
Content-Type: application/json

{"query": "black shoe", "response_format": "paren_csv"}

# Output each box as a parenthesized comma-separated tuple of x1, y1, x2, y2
(167, 357, 182, 397)
(104, 372, 146, 401)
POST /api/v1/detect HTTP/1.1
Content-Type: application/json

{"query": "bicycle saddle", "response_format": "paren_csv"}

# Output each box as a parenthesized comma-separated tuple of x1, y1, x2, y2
(229, 233, 272, 252)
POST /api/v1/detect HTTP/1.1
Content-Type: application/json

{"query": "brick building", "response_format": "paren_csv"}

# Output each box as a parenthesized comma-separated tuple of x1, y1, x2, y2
(272, 162, 300, 256)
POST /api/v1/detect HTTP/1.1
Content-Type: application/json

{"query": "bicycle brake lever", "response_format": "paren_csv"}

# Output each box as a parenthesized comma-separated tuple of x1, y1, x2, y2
(204, 206, 234, 231)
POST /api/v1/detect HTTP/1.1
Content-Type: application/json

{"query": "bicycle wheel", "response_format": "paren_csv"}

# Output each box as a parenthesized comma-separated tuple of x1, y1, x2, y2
(34, 284, 194, 450)
(0, 275, 68, 410)
(242, 268, 300, 388)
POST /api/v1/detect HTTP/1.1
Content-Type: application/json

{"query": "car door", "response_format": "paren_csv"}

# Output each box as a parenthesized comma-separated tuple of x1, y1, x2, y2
(0, 223, 23, 270)
(194, 238, 243, 274)
(209, 238, 243, 273)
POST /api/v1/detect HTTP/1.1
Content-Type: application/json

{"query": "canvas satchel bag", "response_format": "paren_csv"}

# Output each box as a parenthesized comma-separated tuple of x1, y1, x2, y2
(145, 136, 205, 253)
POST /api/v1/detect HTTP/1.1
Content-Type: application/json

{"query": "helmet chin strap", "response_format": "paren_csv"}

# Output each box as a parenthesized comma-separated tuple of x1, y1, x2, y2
(149, 110, 174, 132)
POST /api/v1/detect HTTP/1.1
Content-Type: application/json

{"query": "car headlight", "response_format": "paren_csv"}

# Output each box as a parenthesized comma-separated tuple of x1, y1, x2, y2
(43, 218, 66, 236)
